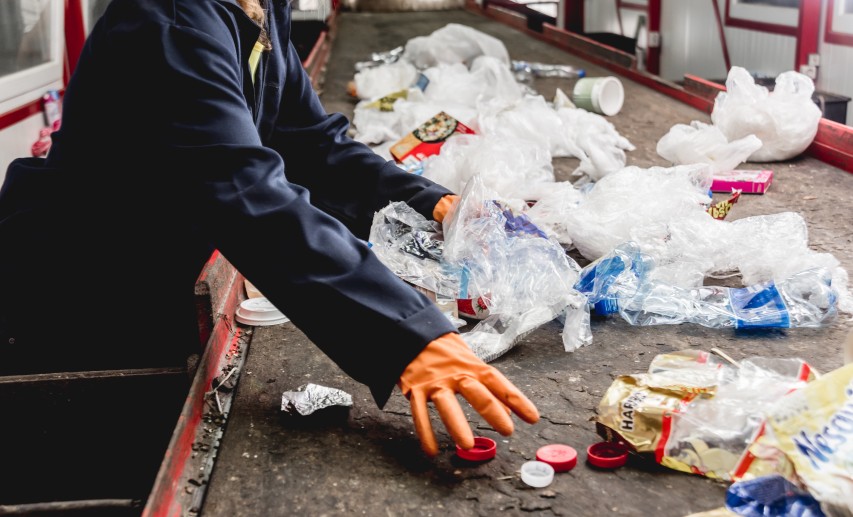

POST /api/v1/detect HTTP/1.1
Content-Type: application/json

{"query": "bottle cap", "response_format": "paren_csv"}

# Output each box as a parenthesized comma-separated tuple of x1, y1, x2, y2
(520, 461, 555, 488)
(455, 436, 496, 462)
(535, 444, 577, 472)
(586, 442, 629, 469)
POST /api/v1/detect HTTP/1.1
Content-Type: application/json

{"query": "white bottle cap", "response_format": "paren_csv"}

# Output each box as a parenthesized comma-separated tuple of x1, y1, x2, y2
(520, 461, 555, 488)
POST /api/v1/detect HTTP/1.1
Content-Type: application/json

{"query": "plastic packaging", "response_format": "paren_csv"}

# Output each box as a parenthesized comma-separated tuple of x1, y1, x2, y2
(352, 60, 419, 100)
(442, 175, 586, 360)
(577, 243, 838, 330)
(367, 201, 462, 299)
(711, 67, 822, 162)
(726, 475, 826, 517)
(596, 350, 816, 481)
(403, 23, 510, 69)
(656, 121, 763, 173)
(749, 363, 853, 512)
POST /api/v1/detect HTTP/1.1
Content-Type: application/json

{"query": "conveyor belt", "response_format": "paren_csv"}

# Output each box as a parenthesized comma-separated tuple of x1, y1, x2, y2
(200, 8, 853, 517)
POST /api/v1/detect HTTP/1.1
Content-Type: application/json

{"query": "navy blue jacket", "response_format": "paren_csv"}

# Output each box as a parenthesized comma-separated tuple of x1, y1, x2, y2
(0, 0, 455, 406)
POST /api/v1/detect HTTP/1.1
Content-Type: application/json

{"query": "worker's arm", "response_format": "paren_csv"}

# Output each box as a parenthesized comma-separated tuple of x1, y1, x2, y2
(267, 40, 454, 238)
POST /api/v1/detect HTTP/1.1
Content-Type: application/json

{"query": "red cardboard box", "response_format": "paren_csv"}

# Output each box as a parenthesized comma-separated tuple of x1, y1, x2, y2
(711, 170, 773, 194)
(390, 111, 476, 167)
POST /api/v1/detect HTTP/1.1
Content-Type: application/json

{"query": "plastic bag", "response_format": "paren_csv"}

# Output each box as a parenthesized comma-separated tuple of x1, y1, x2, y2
(352, 61, 419, 100)
(657, 121, 762, 173)
(402, 23, 510, 69)
(443, 175, 586, 360)
(711, 67, 822, 162)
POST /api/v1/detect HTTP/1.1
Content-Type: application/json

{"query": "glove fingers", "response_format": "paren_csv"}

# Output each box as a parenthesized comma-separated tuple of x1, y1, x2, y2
(480, 369, 540, 424)
(410, 390, 439, 457)
(458, 377, 514, 435)
(432, 388, 475, 450)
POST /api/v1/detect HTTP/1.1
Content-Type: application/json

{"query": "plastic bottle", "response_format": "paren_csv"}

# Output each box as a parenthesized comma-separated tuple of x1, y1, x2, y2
(575, 243, 837, 329)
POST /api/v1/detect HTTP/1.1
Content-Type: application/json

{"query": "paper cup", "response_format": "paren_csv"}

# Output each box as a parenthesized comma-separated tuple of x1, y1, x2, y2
(572, 76, 625, 116)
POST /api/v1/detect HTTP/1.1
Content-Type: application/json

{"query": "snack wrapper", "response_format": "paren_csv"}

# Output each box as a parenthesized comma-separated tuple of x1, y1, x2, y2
(746, 364, 853, 511)
(707, 189, 741, 220)
(390, 112, 476, 167)
(596, 350, 815, 481)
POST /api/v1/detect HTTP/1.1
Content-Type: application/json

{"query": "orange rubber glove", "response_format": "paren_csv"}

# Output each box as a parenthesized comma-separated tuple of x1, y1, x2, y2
(432, 194, 460, 223)
(398, 332, 540, 456)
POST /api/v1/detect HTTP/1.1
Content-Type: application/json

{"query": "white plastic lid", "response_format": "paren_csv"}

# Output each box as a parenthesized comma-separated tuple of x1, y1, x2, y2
(235, 298, 290, 326)
(520, 461, 555, 488)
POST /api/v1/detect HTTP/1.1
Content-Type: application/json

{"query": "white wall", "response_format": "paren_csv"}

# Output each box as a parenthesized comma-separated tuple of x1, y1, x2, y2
(584, 0, 797, 83)
(661, 0, 795, 82)
(0, 112, 48, 185)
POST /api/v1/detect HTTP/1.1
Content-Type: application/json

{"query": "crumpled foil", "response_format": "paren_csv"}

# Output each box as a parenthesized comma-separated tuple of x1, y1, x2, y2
(511, 60, 584, 82)
(354, 46, 404, 71)
(280, 383, 353, 416)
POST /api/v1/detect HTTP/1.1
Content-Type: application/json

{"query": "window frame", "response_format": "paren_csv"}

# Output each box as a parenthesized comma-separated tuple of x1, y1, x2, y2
(0, 1, 65, 117)
(826, 0, 853, 46)
(724, 0, 799, 36)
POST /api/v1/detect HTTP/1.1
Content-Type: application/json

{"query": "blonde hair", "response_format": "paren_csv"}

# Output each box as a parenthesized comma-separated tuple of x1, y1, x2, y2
(238, 0, 271, 49)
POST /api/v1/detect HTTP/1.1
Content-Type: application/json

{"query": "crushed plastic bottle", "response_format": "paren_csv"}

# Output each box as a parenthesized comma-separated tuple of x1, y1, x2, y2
(575, 242, 838, 329)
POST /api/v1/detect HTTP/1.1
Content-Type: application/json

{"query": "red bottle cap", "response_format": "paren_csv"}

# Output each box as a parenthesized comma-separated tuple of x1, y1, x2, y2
(456, 436, 497, 462)
(586, 442, 629, 469)
(535, 444, 578, 472)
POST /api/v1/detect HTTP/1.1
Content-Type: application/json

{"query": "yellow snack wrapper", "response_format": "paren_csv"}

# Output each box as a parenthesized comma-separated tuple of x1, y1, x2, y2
(597, 349, 816, 482)
(596, 374, 693, 454)
(754, 363, 853, 511)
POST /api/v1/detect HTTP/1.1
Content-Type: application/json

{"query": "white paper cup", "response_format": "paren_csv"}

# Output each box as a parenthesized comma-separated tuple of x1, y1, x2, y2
(572, 76, 625, 116)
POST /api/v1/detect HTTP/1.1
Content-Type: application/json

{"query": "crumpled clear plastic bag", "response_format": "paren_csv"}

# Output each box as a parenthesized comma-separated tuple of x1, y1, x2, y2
(420, 134, 555, 201)
(352, 60, 419, 100)
(442, 175, 587, 359)
(403, 23, 510, 69)
(712, 67, 822, 162)
(368, 201, 462, 299)
(656, 120, 762, 173)
(541, 163, 713, 261)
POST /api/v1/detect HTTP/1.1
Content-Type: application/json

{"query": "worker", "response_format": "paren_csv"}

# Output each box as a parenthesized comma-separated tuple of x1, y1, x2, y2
(0, 0, 538, 456)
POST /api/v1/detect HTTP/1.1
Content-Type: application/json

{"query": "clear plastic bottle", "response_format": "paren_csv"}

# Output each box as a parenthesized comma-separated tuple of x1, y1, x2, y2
(575, 243, 838, 329)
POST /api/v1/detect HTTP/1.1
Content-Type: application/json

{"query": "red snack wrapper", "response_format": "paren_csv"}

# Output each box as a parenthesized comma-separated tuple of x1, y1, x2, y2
(390, 112, 475, 167)
(707, 189, 741, 220)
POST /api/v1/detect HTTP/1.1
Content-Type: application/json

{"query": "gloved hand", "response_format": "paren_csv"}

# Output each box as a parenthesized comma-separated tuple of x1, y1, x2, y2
(432, 194, 460, 223)
(398, 332, 540, 456)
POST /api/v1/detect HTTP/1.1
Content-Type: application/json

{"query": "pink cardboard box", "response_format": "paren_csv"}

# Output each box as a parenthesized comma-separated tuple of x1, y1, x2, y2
(711, 170, 773, 194)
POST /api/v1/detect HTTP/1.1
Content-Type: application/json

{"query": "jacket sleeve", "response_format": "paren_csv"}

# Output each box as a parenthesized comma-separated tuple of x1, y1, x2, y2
(266, 41, 453, 239)
(157, 17, 456, 407)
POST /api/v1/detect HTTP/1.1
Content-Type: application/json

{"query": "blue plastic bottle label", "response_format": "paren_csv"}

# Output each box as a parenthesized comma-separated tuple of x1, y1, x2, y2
(729, 281, 790, 329)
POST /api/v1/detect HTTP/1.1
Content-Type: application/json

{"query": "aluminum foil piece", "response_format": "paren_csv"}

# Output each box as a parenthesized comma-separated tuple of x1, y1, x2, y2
(511, 60, 584, 82)
(354, 46, 405, 71)
(280, 383, 353, 416)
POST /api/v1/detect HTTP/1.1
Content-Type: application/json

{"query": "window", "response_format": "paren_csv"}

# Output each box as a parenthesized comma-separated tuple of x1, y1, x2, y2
(827, 0, 853, 45)
(0, 0, 64, 111)
(725, 0, 798, 35)
(738, 0, 798, 7)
